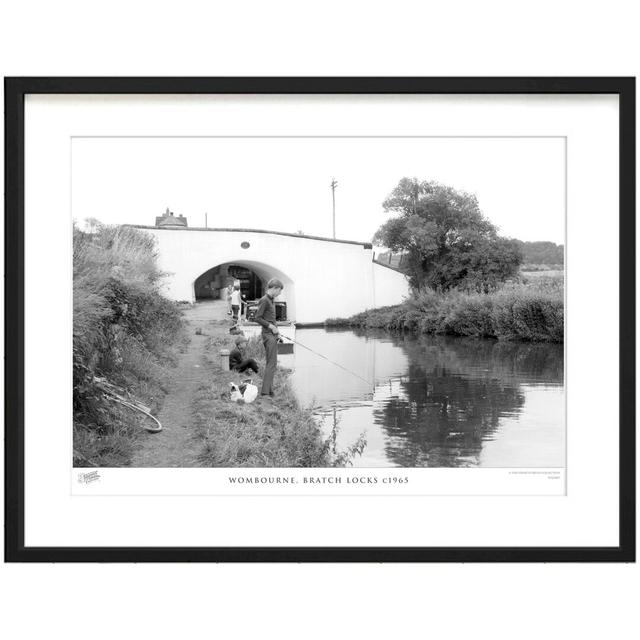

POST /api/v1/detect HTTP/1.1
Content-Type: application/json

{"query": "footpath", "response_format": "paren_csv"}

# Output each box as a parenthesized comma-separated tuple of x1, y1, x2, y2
(130, 301, 227, 467)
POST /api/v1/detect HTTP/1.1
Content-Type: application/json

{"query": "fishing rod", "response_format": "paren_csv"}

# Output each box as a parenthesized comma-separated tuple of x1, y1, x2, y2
(279, 335, 372, 385)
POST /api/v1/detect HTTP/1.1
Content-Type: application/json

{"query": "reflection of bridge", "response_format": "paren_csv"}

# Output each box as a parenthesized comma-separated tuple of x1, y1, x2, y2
(131, 226, 410, 324)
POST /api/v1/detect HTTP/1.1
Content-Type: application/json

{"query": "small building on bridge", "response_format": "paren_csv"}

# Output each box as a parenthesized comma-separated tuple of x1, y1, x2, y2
(130, 212, 410, 324)
(155, 208, 188, 229)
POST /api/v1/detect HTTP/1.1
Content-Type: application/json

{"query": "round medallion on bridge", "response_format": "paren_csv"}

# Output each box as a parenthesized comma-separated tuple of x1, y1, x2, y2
(240, 241, 250, 249)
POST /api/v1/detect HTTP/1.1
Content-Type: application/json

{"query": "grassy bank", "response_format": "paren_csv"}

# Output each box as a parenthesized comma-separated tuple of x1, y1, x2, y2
(73, 224, 186, 466)
(327, 277, 563, 343)
(192, 326, 364, 467)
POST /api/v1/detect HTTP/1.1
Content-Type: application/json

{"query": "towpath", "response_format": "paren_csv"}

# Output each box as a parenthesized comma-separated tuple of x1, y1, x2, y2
(130, 300, 228, 467)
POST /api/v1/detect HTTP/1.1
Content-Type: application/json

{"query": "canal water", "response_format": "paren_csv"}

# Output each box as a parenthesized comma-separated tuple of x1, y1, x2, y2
(283, 328, 565, 468)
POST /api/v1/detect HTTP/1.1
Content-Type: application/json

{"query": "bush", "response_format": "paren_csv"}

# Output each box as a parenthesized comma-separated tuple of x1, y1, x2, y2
(73, 223, 185, 466)
(492, 288, 564, 342)
(443, 293, 495, 337)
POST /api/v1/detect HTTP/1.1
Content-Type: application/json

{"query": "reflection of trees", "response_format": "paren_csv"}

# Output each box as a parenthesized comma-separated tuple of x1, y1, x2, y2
(374, 335, 563, 467)
(408, 336, 564, 385)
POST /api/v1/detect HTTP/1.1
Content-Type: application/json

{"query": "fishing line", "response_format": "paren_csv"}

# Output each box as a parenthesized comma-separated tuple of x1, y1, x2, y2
(280, 335, 372, 385)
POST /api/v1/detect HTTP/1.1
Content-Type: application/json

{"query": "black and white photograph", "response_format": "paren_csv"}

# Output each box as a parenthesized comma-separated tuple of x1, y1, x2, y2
(72, 136, 565, 472)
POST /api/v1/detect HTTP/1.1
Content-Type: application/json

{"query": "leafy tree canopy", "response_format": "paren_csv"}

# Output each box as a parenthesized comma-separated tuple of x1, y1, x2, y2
(373, 178, 523, 292)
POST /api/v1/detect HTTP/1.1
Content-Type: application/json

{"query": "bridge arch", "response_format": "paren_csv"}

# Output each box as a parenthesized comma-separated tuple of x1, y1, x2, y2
(191, 259, 295, 320)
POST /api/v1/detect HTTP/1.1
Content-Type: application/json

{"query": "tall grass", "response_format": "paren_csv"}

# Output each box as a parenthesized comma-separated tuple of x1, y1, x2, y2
(73, 224, 185, 466)
(327, 277, 564, 343)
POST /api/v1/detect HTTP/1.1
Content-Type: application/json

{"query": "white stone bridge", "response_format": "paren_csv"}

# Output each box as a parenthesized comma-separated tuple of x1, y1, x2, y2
(132, 225, 411, 324)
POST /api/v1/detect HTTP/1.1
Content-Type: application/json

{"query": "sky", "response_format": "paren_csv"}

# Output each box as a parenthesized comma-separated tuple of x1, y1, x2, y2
(72, 136, 565, 246)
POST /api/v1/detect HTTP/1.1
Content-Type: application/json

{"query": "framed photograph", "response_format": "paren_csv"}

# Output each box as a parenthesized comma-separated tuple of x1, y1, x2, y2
(4, 77, 635, 562)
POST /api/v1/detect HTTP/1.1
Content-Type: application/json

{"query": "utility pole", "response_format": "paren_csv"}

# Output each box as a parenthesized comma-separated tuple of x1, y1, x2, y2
(330, 178, 338, 239)
(205, 212, 208, 229)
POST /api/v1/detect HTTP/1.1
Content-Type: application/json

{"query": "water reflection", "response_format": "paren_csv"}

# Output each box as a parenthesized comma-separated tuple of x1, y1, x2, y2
(289, 328, 564, 468)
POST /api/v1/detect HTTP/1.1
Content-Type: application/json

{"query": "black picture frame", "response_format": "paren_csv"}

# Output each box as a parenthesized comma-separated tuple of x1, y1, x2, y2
(4, 77, 635, 563)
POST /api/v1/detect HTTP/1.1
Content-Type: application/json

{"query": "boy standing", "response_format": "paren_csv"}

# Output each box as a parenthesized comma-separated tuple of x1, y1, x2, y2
(229, 335, 259, 374)
(254, 277, 283, 398)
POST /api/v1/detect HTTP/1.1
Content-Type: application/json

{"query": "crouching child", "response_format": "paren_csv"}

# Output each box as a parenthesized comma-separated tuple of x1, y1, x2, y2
(229, 335, 259, 374)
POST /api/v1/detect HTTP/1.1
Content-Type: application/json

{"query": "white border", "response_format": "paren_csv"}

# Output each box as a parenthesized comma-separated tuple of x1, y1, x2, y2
(24, 94, 619, 547)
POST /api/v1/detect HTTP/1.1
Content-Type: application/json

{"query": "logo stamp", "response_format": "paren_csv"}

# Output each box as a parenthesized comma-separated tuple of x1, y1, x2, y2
(78, 470, 101, 484)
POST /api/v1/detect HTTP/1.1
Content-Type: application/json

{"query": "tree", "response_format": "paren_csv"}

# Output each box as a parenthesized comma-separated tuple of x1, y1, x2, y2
(373, 178, 523, 292)
(512, 240, 564, 265)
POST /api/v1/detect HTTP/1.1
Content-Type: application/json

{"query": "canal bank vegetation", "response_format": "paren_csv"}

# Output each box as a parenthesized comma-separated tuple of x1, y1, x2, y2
(194, 330, 366, 467)
(73, 222, 186, 466)
(329, 178, 564, 343)
(327, 277, 564, 342)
